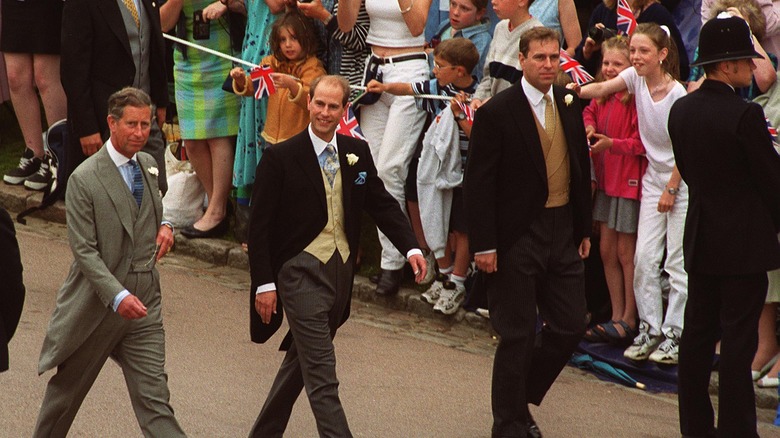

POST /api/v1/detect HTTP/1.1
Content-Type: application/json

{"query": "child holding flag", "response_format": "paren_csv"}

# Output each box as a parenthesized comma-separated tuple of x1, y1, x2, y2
(580, 36, 646, 346)
(575, 23, 688, 364)
(231, 10, 326, 146)
(366, 38, 479, 315)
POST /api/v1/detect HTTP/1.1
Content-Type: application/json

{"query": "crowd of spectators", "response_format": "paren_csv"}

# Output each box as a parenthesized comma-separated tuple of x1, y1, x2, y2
(6, 0, 780, 394)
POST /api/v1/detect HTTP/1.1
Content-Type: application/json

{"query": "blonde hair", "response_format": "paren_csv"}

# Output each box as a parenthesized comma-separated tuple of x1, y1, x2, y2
(598, 36, 634, 105)
(710, 0, 766, 41)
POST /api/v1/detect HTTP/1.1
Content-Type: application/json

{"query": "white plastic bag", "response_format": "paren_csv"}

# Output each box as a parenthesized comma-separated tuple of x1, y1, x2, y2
(162, 143, 205, 227)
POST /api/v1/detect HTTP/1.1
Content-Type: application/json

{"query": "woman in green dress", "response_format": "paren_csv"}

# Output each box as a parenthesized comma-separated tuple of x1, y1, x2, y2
(161, 0, 241, 238)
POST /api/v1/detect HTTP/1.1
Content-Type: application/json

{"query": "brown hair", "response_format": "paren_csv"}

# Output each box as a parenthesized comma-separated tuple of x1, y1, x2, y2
(598, 36, 634, 105)
(309, 75, 351, 106)
(270, 10, 318, 63)
(710, 0, 766, 40)
(434, 38, 480, 73)
(107, 87, 153, 120)
(469, 0, 489, 9)
(632, 22, 681, 80)
(518, 27, 560, 56)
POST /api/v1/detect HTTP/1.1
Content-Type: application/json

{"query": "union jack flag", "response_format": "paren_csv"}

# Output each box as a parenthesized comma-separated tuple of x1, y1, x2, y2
(250, 65, 276, 100)
(559, 50, 594, 86)
(455, 100, 474, 124)
(617, 0, 637, 36)
(337, 103, 366, 141)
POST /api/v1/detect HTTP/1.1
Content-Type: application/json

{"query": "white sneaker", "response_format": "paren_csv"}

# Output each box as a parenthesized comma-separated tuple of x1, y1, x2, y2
(421, 250, 437, 284)
(624, 331, 663, 361)
(421, 273, 448, 304)
(475, 308, 490, 319)
(648, 332, 680, 365)
(434, 281, 465, 315)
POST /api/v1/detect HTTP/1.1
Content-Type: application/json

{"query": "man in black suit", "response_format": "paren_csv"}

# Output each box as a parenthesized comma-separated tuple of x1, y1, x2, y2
(670, 16, 780, 438)
(60, 0, 168, 191)
(247, 75, 426, 437)
(464, 27, 592, 438)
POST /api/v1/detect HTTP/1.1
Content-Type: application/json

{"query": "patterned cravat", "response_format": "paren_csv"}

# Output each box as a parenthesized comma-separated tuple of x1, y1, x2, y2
(321, 144, 339, 187)
(543, 94, 555, 139)
(129, 159, 143, 206)
(122, 0, 140, 28)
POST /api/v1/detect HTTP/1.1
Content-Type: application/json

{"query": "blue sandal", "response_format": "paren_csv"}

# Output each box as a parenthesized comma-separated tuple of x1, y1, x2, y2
(583, 321, 615, 343)
(601, 320, 638, 346)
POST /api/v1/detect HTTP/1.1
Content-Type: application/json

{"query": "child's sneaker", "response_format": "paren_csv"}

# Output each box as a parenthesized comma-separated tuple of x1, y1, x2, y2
(648, 332, 680, 365)
(421, 273, 448, 304)
(24, 159, 52, 191)
(4, 149, 41, 185)
(433, 281, 465, 315)
(623, 331, 663, 361)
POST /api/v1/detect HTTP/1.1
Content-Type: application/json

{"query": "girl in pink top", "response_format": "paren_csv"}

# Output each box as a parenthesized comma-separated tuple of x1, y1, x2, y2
(582, 37, 647, 345)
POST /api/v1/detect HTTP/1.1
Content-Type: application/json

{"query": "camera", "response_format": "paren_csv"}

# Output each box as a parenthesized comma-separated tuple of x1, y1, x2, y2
(298, 0, 314, 3)
(588, 26, 617, 44)
(193, 10, 210, 40)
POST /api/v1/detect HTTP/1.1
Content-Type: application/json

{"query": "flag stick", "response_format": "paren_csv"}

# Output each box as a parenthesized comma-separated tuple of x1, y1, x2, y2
(165, 34, 466, 102)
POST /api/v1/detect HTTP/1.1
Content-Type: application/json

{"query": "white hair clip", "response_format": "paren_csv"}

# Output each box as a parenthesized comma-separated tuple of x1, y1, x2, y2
(660, 25, 671, 37)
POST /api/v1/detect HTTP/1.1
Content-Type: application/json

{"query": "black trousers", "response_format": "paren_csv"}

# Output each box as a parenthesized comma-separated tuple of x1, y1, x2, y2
(678, 272, 766, 438)
(250, 252, 354, 438)
(487, 206, 588, 438)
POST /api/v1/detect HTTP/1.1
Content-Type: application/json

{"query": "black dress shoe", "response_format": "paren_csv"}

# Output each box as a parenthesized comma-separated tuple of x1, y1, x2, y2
(375, 268, 403, 295)
(526, 409, 542, 438)
(369, 272, 381, 284)
(181, 217, 229, 239)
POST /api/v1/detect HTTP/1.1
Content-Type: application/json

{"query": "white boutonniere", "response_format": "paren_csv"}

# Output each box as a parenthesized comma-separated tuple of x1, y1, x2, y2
(148, 166, 159, 176)
(346, 153, 359, 166)
(564, 94, 574, 107)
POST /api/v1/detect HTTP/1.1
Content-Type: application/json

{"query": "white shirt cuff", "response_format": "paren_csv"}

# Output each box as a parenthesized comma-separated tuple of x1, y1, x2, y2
(475, 249, 496, 255)
(112, 290, 131, 311)
(406, 249, 423, 259)
(255, 283, 277, 295)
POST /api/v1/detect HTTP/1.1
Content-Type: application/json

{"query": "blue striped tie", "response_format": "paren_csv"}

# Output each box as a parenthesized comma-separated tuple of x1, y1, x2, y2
(129, 159, 143, 206)
(321, 144, 339, 187)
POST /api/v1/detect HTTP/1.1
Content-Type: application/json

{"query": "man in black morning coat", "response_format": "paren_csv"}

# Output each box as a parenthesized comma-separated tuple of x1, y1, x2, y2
(669, 15, 780, 438)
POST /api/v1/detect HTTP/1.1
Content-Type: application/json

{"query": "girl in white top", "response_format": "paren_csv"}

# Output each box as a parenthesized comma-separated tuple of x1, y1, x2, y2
(576, 23, 688, 365)
(338, 0, 433, 286)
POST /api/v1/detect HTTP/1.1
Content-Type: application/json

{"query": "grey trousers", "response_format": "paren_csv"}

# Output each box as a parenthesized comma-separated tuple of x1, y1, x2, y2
(250, 251, 354, 438)
(33, 271, 186, 438)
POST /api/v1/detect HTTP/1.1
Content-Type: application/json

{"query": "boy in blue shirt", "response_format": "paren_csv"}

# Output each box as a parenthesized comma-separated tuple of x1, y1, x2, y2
(367, 38, 479, 315)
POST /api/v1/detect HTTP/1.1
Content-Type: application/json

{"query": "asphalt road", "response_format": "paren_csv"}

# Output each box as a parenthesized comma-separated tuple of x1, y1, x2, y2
(2, 219, 778, 437)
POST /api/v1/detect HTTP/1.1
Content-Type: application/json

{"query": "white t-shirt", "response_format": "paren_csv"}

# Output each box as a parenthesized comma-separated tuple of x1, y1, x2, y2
(619, 67, 686, 175)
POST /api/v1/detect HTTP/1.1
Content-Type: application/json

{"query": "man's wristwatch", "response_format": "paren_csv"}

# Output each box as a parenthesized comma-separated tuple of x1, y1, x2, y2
(455, 112, 467, 121)
(667, 187, 679, 195)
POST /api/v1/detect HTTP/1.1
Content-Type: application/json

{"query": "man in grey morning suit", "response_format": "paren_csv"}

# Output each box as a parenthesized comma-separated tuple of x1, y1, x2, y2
(33, 88, 185, 438)
(247, 75, 427, 437)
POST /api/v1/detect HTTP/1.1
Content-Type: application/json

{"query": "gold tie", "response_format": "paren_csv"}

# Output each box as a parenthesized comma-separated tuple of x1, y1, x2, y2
(543, 94, 555, 139)
(122, 0, 140, 28)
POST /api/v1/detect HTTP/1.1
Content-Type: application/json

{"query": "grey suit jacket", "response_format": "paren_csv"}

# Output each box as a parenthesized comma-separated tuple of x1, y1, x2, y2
(38, 146, 163, 374)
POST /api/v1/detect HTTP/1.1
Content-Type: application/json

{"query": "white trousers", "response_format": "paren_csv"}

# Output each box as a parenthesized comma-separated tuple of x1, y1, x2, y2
(634, 168, 689, 338)
(360, 57, 429, 270)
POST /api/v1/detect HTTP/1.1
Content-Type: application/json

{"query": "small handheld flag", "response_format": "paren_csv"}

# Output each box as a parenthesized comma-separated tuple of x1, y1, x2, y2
(250, 66, 276, 100)
(337, 103, 366, 141)
(560, 50, 595, 86)
(617, 0, 637, 36)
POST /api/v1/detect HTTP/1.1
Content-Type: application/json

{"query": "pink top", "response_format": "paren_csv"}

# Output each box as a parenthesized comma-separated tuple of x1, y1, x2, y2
(582, 92, 647, 200)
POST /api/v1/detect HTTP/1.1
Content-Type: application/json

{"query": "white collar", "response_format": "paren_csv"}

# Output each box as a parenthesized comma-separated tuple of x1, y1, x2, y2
(105, 139, 137, 167)
(521, 76, 554, 107)
(308, 125, 338, 157)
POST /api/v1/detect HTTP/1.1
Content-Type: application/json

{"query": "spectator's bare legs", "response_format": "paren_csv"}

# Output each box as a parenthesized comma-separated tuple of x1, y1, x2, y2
(451, 231, 470, 279)
(598, 222, 638, 335)
(4, 53, 66, 158)
(751, 303, 779, 378)
(185, 136, 235, 231)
